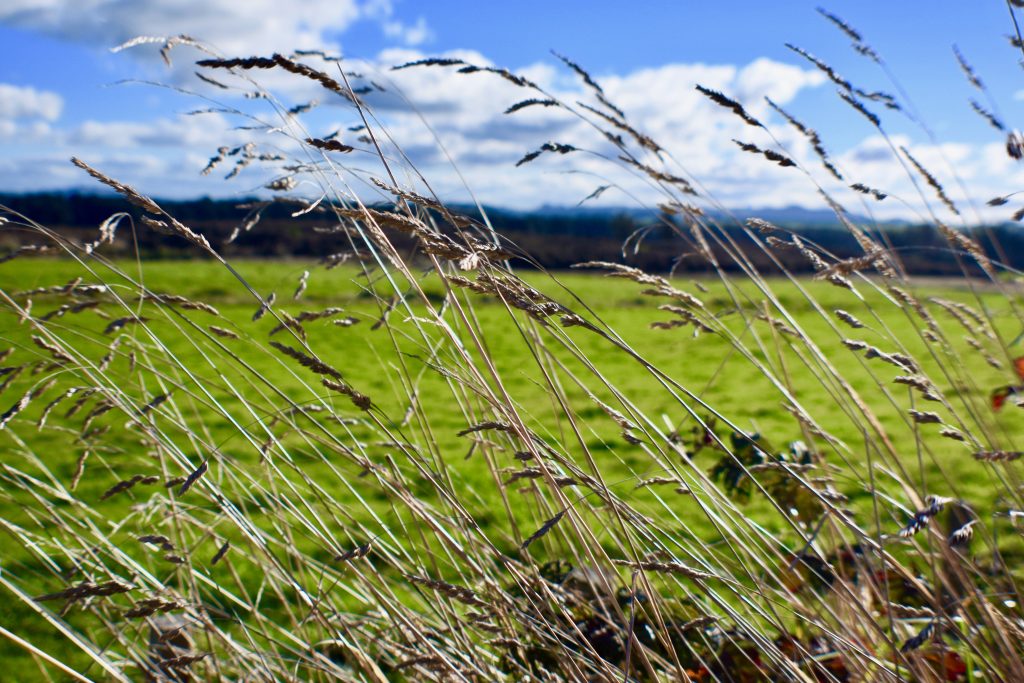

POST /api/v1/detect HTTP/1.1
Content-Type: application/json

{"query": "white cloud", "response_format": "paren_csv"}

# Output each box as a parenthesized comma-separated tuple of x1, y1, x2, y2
(0, 83, 63, 121)
(364, 52, 831, 207)
(360, 52, 1024, 224)
(0, 0, 359, 55)
(734, 58, 826, 106)
(2, 42, 1021, 224)
(0, 0, 432, 57)
(383, 16, 432, 47)
(69, 113, 244, 150)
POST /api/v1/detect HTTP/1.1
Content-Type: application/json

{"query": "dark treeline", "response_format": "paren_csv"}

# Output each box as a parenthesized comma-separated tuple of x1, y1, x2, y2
(2, 192, 1022, 277)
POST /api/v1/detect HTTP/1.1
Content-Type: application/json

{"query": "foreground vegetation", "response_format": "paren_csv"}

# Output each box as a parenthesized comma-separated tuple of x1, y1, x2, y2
(2, 256, 1022, 681)
(3, 10, 1024, 681)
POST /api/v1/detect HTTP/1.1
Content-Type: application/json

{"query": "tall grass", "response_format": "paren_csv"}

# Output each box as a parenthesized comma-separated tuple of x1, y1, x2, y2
(1, 10, 1024, 681)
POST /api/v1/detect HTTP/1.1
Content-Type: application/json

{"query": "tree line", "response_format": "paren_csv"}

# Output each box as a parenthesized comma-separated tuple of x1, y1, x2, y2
(2, 192, 1021, 277)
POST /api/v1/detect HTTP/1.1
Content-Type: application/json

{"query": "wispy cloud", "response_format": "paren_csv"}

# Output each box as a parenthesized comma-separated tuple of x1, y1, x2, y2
(0, 0, 430, 55)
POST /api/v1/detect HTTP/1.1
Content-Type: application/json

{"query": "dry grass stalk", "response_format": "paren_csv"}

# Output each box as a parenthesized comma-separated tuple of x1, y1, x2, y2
(457, 421, 515, 438)
(198, 54, 359, 103)
(939, 428, 965, 441)
(69, 450, 89, 490)
(40, 300, 100, 321)
(900, 148, 959, 216)
(938, 222, 995, 277)
(406, 574, 486, 607)
(767, 98, 842, 180)
(834, 309, 864, 329)
(394, 655, 449, 672)
(103, 316, 148, 335)
(142, 293, 219, 316)
(71, 158, 214, 253)
(521, 510, 567, 550)
(269, 340, 343, 380)
(862, 346, 917, 372)
(849, 183, 887, 200)
(159, 652, 209, 669)
(124, 597, 182, 619)
(305, 137, 354, 153)
(208, 325, 239, 339)
(34, 580, 132, 605)
(0, 389, 35, 429)
(653, 305, 714, 334)
(292, 270, 310, 301)
(634, 476, 682, 489)
(552, 51, 604, 94)
(139, 535, 174, 549)
(83, 213, 126, 254)
(816, 9, 878, 59)
(578, 102, 661, 153)
(898, 496, 952, 537)
(140, 393, 169, 416)
(733, 139, 796, 167)
(31, 336, 74, 364)
(953, 45, 984, 89)
(695, 85, 762, 127)
(211, 541, 230, 565)
(322, 378, 372, 410)
(617, 155, 697, 194)
(0, 245, 54, 264)
(948, 520, 976, 547)
(177, 460, 209, 495)
(334, 540, 372, 562)
(900, 621, 935, 653)
(504, 98, 559, 115)
(98, 338, 121, 372)
(101, 474, 159, 500)
(787, 43, 897, 110)
(970, 100, 1005, 131)
(268, 312, 305, 340)
(908, 410, 941, 424)
(973, 450, 1022, 462)
(611, 559, 714, 581)
(38, 387, 81, 428)
(757, 312, 799, 337)
(893, 375, 940, 401)
(516, 142, 577, 167)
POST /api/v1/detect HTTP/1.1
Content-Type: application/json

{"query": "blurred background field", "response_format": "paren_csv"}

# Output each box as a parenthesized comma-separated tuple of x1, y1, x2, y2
(3, 255, 1023, 677)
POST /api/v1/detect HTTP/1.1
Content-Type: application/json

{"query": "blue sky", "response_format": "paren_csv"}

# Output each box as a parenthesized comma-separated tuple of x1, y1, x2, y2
(1, 1, 1022, 222)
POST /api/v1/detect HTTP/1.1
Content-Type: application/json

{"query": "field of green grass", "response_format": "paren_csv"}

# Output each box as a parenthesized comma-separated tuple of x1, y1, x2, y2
(2, 255, 1022, 678)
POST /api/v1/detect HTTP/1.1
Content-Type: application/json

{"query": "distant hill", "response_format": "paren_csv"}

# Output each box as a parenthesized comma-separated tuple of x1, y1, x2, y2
(532, 203, 883, 229)
(0, 192, 1018, 276)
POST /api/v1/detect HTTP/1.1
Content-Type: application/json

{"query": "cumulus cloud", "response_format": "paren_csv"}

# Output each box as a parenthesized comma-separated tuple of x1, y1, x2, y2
(1, 41, 1019, 224)
(0, 83, 63, 121)
(827, 133, 1022, 222)
(382, 16, 432, 47)
(358, 52, 832, 206)
(69, 113, 245, 150)
(357, 52, 1023, 223)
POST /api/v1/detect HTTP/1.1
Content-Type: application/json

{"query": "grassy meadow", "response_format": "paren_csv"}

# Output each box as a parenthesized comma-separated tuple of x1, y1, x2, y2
(2, 253, 1023, 680)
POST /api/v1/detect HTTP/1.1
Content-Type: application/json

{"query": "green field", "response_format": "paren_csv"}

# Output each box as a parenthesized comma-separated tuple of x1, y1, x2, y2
(1, 256, 1022, 679)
